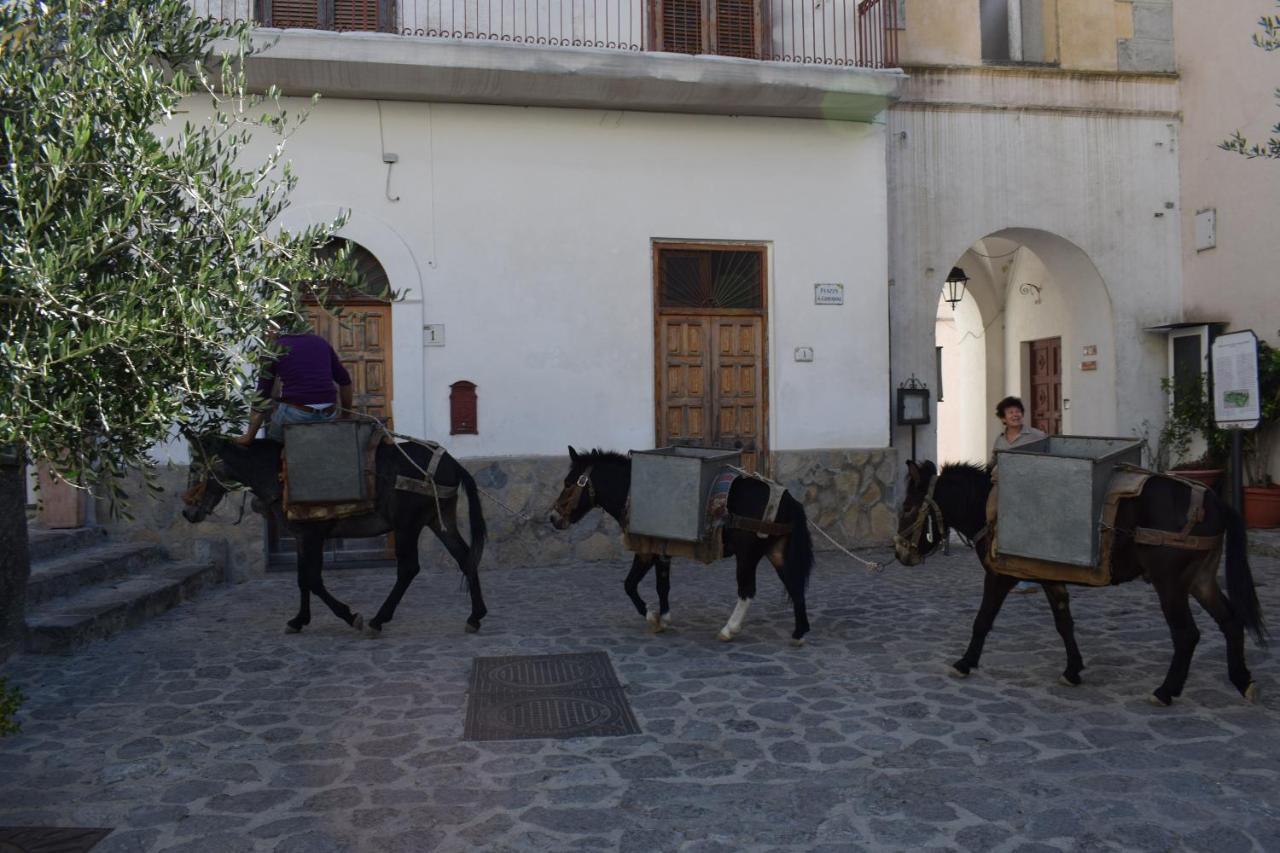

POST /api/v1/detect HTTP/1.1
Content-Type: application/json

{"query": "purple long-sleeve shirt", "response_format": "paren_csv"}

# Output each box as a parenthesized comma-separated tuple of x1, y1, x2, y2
(255, 334, 352, 407)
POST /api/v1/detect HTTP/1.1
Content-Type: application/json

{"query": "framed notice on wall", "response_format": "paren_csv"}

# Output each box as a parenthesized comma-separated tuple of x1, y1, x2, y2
(1211, 330, 1260, 430)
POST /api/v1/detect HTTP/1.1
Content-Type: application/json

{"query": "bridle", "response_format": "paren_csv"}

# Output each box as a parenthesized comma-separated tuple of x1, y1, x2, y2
(551, 467, 595, 519)
(893, 474, 945, 561)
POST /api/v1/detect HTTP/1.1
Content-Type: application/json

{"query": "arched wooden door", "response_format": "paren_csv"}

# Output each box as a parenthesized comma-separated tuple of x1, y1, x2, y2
(267, 241, 395, 568)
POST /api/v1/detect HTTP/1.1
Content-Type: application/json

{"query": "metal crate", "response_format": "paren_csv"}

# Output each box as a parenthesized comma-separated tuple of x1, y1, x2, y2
(996, 435, 1143, 567)
(628, 447, 741, 542)
(283, 420, 377, 504)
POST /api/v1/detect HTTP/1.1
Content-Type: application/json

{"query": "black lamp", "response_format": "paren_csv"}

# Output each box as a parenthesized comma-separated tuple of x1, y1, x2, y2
(944, 266, 969, 311)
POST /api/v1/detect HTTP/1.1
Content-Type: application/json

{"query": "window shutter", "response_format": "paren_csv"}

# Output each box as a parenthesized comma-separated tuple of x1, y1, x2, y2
(659, 0, 705, 54)
(267, 0, 319, 28)
(334, 0, 381, 31)
(713, 0, 758, 58)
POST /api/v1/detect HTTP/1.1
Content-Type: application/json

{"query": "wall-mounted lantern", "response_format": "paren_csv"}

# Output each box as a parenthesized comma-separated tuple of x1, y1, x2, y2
(944, 266, 969, 311)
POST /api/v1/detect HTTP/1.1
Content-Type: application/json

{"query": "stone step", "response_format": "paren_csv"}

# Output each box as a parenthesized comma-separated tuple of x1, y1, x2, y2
(25, 561, 227, 655)
(26, 526, 107, 563)
(27, 542, 169, 607)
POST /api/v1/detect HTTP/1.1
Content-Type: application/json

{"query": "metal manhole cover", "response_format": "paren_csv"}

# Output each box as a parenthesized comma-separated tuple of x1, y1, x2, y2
(0, 828, 113, 853)
(470, 651, 622, 692)
(464, 652, 640, 742)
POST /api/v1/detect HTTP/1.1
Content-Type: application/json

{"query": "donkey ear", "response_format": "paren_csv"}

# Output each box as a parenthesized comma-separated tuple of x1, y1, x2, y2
(568, 446, 579, 463)
(906, 460, 920, 484)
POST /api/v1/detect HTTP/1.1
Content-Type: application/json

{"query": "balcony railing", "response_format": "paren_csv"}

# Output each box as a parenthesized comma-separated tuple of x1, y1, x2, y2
(194, 0, 899, 68)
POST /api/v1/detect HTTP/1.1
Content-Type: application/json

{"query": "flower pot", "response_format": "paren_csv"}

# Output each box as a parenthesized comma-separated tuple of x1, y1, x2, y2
(1244, 485, 1280, 530)
(1171, 468, 1223, 490)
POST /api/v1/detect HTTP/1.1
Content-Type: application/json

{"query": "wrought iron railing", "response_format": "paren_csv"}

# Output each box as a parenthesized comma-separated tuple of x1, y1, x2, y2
(193, 0, 900, 68)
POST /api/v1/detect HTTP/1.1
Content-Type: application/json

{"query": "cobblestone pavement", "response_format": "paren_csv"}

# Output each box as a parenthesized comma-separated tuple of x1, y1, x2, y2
(2, 547, 1279, 852)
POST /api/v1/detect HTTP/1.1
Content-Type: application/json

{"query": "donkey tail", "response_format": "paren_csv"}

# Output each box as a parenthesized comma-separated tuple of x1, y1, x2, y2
(1221, 493, 1267, 646)
(783, 492, 815, 591)
(457, 464, 487, 579)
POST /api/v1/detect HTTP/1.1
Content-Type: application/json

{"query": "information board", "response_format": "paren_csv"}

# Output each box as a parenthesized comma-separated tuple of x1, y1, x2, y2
(1211, 330, 1260, 429)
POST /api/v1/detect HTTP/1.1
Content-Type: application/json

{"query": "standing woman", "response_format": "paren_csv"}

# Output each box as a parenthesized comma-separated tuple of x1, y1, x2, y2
(991, 396, 1048, 592)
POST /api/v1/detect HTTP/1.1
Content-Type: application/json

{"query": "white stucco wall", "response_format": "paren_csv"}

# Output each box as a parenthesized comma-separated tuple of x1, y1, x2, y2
(935, 291, 987, 465)
(889, 78, 1182, 462)
(205, 98, 889, 459)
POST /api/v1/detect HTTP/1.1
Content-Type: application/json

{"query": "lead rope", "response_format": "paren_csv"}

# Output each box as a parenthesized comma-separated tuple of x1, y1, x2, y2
(336, 408, 536, 525)
(806, 519, 884, 573)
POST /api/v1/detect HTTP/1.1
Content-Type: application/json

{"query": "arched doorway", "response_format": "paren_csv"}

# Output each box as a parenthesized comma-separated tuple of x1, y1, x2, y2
(268, 238, 396, 569)
(935, 230, 1116, 467)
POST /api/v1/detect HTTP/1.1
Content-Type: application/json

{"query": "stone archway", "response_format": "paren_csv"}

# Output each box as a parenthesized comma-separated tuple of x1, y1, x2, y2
(934, 229, 1117, 465)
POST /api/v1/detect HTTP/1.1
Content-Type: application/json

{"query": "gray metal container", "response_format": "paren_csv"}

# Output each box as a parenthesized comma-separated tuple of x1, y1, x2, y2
(996, 435, 1143, 566)
(283, 420, 376, 504)
(629, 447, 741, 541)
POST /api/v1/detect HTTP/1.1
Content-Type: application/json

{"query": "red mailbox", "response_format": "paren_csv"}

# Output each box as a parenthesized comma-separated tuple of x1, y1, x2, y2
(450, 381, 478, 435)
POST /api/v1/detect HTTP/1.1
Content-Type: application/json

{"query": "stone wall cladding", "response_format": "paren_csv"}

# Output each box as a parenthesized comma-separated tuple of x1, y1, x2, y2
(100, 448, 898, 577)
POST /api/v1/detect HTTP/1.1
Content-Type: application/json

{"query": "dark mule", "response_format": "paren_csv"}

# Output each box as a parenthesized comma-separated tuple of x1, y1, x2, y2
(181, 435, 487, 634)
(895, 460, 1266, 705)
(548, 448, 815, 645)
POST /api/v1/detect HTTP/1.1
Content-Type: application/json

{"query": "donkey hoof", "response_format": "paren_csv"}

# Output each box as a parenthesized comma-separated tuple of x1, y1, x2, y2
(1149, 690, 1173, 707)
(1244, 682, 1260, 704)
(718, 629, 734, 642)
(285, 622, 303, 634)
(465, 620, 480, 634)
(790, 637, 806, 649)
(949, 661, 971, 678)
(646, 611, 664, 633)
(1058, 674, 1081, 687)
(365, 622, 383, 638)
(351, 613, 365, 632)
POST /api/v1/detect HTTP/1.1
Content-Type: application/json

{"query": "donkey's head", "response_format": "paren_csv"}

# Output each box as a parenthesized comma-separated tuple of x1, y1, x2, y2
(181, 434, 234, 524)
(548, 446, 598, 530)
(894, 459, 942, 566)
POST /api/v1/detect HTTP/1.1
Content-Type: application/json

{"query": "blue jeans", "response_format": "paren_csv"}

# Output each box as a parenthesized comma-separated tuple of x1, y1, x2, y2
(268, 403, 337, 442)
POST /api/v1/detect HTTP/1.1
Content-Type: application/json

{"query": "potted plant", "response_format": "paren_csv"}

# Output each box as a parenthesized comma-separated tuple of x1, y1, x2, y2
(1159, 373, 1228, 488)
(1243, 341, 1280, 528)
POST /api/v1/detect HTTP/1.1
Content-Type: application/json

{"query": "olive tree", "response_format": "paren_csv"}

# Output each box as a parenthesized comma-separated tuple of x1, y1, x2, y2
(0, 0, 348, 676)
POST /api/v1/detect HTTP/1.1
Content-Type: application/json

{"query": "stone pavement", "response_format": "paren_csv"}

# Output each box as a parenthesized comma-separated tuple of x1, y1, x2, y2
(1, 546, 1278, 852)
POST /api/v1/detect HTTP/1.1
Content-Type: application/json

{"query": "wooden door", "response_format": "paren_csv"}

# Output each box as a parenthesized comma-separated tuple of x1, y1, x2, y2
(654, 243, 768, 473)
(1029, 336, 1062, 435)
(268, 300, 395, 568)
(713, 317, 764, 471)
(305, 301, 393, 425)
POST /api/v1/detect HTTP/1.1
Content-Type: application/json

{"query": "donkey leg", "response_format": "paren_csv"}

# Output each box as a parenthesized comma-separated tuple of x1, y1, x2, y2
(768, 539, 809, 646)
(1042, 582, 1085, 686)
(300, 535, 362, 631)
(652, 557, 673, 631)
(286, 551, 312, 633)
(368, 528, 422, 634)
(952, 570, 1019, 676)
(719, 549, 758, 641)
(432, 516, 487, 633)
(623, 555, 654, 619)
(1190, 575, 1255, 701)
(1152, 577, 1201, 706)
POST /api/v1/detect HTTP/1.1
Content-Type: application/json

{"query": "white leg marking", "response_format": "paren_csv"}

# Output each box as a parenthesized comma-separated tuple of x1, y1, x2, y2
(646, 607, 664, 633)
(718, 598, 751, 641)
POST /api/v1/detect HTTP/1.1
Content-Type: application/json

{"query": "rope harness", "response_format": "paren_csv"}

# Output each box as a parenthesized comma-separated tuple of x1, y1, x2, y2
(893, 474, 944, 561)
(551, 467, 596, 521)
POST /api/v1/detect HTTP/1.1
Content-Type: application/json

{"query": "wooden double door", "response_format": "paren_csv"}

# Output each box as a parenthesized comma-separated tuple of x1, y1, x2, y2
(654, 243, 768, 472)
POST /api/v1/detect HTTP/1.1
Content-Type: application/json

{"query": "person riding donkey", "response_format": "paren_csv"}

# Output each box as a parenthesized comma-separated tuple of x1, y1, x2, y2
(235, 324, 354, 446)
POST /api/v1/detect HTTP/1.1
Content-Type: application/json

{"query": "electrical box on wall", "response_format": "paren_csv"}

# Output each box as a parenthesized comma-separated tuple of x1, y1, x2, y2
(1195, 208, 1216, 252)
